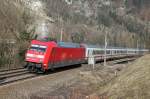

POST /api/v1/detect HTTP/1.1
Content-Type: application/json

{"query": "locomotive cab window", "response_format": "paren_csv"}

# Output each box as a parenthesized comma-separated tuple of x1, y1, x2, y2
(30, 44, 47, 52)
(39, 45, 47, 52)
(30, 44, 39, 51)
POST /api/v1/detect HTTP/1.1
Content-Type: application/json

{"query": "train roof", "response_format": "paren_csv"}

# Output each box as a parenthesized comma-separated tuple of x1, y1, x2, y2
(31, 40, 57, 47)
(57, 42, 81, 48)
(31, 40, 82, 48)
(83, 44, 149, 51)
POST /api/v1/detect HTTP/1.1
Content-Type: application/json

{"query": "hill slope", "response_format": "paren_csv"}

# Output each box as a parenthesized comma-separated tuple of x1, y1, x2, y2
(101, 54, 150, 98)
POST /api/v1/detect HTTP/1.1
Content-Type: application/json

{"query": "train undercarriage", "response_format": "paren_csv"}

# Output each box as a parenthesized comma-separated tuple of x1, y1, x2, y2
(24, 62, 46, 73)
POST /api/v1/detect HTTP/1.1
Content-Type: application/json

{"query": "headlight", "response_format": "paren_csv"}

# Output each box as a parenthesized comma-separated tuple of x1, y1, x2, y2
(26, 53, 34, 57)
(37, 55, 44, 58)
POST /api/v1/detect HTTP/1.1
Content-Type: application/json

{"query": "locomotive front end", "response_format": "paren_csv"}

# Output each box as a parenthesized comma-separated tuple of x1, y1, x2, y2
(26, 44, 47, 64)
(25, 40, 53, 73)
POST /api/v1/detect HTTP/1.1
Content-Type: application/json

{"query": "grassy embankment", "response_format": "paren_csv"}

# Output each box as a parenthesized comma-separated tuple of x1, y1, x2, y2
(99, 54, 150, 98)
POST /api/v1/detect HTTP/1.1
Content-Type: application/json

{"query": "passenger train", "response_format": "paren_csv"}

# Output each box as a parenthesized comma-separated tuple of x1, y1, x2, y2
(25, 40, 148, 73)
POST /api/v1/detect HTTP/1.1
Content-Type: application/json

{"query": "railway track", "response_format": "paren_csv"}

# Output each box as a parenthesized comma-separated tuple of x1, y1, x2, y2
(0, 68, 27, 76)
(0, 66, 81, 86)
(0, 67, 24, 73)
(0, 68, 39, 86)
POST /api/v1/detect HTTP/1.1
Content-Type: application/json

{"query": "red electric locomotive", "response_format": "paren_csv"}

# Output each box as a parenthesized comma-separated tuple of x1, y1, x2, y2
(25, 40, 85, 73)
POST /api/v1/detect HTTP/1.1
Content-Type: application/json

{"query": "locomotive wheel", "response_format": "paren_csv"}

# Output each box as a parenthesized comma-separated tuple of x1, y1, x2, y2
(50, 67, 55, 71)
(40, 68, 46, 74)
(35, 68, 46, 74)
(27, 66, 32, 72)
(27, 66, 36, 73)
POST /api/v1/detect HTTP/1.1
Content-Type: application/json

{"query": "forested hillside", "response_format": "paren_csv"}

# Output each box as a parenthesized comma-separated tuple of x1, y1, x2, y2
(0, 0, 149, 68)
(42, 0, 150, 47)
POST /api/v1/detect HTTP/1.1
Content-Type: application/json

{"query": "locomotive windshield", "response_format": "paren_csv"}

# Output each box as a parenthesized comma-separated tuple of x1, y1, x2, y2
(30, 44, 47, 52)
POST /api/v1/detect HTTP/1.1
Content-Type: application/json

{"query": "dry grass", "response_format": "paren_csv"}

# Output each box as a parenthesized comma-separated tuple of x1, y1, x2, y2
(30, 81, 108, 99)
(79, 63, 127, 89)
(99, 54, 150, 99)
